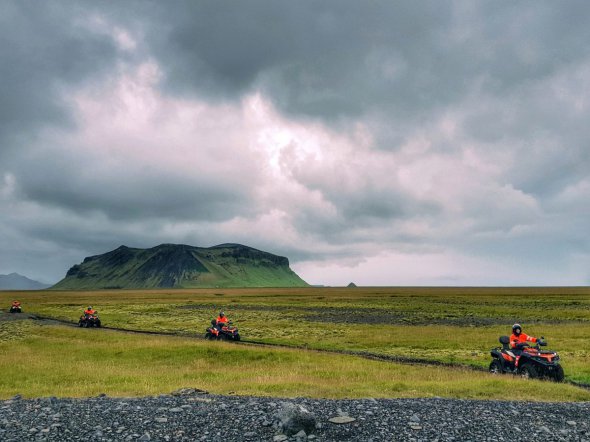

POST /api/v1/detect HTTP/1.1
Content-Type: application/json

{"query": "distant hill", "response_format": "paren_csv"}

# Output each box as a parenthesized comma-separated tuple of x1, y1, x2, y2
(52, 243, 309, 289)
(0, 273, 49, 290)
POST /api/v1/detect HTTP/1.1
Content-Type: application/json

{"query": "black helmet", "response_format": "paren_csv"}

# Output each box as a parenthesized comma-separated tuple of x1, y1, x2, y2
(219, 311, 225, 317)
(512, 323, 522, 335)
(88, 306, 93, 310)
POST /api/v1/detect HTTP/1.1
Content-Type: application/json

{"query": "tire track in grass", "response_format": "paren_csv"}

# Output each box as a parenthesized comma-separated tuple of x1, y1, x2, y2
(28, 313, 590, 391)
(28, 314, 484, 369)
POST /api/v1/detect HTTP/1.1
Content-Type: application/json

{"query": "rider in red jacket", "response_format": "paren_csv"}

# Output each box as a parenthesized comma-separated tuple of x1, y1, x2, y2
(510, 323, 538, 349)
(510, 323, 539, 366)
(216, 311, 229, 330)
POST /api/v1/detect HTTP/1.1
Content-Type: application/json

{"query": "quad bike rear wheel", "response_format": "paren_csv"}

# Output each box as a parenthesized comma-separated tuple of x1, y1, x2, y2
(519, 363, 538, 379)
(489, 359, 503, 374)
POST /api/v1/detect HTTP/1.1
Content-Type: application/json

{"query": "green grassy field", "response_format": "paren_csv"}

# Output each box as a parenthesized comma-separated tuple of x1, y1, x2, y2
(1, 287, 589, 400)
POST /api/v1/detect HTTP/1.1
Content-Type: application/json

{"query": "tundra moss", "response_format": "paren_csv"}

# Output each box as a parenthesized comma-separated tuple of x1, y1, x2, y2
(2, 286, 589, 398)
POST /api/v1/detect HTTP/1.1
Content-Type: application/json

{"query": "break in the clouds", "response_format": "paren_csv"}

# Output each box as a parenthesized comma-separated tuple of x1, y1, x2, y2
(1, 0, 590, 285)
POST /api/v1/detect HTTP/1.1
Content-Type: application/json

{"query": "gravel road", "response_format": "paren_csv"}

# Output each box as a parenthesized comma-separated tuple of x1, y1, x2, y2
(1, 389, 589, 441)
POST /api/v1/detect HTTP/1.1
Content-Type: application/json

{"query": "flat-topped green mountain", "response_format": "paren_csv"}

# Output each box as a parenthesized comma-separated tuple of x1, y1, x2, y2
(52, 243, 308, 289)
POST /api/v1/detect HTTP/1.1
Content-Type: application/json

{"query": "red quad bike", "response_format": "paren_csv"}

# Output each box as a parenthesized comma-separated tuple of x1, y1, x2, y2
(9, 303, 22, 313)
(78, 312, 101, 328)
(489, 335, 564, 382)
(205, 319, 240, 341)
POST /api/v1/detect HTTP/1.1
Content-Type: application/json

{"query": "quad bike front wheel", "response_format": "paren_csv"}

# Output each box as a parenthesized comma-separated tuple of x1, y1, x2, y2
(552, 365, 565, 382)
(519, 363, 538, 379)
(489, 359, 503, 374)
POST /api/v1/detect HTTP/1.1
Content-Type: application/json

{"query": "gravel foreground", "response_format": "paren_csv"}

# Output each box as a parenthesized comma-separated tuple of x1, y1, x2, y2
(1, 390, 589, 442)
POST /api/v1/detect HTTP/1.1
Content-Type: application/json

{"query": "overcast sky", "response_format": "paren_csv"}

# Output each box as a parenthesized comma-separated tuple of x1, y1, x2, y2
(1, 1, 589, 286)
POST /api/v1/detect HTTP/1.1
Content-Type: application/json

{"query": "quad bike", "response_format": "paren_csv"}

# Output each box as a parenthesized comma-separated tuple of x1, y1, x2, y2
(78, 312, 101, 328)
(9, 303, 22, 313)
(489, 335, 564, 382)
(205, 319, 240, 341)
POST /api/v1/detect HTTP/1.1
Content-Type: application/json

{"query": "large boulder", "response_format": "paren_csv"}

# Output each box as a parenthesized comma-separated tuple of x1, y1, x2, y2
(276, 402, 317, 436)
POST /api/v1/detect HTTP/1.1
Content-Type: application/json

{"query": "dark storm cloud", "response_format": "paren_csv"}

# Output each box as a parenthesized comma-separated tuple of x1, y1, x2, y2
(0, 1, 121, 154)
(129, 0, 455, 120)
(111, 1, 590, 125)
(13, 154, 253, 222)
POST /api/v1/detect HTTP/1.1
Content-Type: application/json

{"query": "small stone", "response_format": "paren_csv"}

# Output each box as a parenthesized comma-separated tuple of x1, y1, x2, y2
(328, 416, 356, 424)
(244, 431, 257, 438)
(410, 414, 420, 422)
(155, 417, 168, 423)
(139, 434, 151, 441)
(409, 424, 423, 430)
(273, 436, 288, 442)
(29, 428, 38, 434)
(169, 407, 183, 413)
(567, 421, 577, 426)
(294, 429, 307, 438)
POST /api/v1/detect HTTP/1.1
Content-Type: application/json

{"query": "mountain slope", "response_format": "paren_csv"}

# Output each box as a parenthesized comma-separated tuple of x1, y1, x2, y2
(52, 244, 308, 289)
(0, 273, 49, 290)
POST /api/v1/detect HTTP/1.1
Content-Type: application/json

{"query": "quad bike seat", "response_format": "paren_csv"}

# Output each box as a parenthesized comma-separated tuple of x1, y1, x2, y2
(499, 335, 510, 350)
(498, 335, 516, 358)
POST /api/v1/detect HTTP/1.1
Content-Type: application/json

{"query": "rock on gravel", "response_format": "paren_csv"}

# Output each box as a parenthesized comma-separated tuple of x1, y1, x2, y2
(0, 392, 589, 441)
(276, 402, 317, 436)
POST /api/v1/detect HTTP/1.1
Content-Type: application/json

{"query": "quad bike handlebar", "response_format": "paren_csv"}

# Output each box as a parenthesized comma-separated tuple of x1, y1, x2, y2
(532, 336, 547, 348)
(517, 337, 547, 350)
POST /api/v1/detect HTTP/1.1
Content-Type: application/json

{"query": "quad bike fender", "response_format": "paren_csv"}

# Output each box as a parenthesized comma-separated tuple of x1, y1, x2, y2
(519, 353, 559, 368)
(490, 349, 514, 364)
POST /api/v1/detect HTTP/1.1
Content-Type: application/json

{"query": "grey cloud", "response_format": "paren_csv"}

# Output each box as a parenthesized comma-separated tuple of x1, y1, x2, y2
(138, 1, 455, 120)
(0, 2, 121, 155)
(10, 149, 259, 223)
(117, 1, 590, 125)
